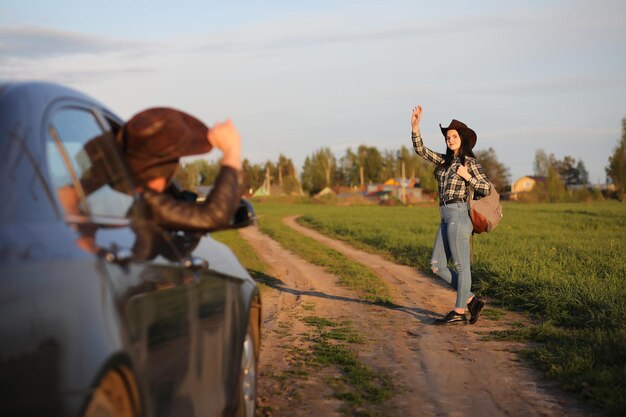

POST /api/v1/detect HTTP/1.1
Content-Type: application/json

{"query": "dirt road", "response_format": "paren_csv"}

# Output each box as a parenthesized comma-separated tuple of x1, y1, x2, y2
(239, 217, 593, 417)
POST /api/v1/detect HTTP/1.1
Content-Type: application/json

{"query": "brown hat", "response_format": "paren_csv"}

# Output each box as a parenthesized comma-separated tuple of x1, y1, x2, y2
(119, 107, 213, 184)
(439, 119, 477, 149)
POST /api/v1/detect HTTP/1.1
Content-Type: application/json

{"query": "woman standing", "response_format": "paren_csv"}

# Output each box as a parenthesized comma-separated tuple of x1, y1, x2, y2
(411, 105, 490, 325)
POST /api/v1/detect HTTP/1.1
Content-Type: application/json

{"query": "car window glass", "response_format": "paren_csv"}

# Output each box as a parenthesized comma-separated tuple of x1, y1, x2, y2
(47, 108, 134, 218)
(47, 141, 89, 215)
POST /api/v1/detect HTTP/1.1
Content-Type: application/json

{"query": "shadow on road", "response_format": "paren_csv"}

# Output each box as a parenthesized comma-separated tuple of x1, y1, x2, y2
(248, 268, 439, 323)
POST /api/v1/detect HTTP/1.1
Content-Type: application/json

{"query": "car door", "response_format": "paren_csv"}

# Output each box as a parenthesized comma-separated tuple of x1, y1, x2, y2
(45, 103, 197, 416)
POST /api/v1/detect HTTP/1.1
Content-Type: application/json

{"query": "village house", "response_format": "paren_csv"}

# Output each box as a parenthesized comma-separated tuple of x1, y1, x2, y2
(510, 176, 546, 200)
(365, 177, 429, 203)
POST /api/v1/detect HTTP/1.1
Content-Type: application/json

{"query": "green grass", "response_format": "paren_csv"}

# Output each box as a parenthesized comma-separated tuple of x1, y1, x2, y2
(253, 203, 394, 305)
(253, 200, 626, 416)
(301, 315, 394, 416)
(211, 229, 279, 289)
(274, 314, 395, 416)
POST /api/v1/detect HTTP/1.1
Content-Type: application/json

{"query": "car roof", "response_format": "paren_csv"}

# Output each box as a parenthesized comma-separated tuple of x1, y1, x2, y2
(0, 82, 124, 222)
(0, 81, 122, 147)
(0, 81, 109, 109)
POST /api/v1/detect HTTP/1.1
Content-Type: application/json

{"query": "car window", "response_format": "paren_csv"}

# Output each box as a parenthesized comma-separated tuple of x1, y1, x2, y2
(47, 107, 134, 219)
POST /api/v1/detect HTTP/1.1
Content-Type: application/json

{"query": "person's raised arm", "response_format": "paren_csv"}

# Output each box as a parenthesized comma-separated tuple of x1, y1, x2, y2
(410, 105, 444, 165)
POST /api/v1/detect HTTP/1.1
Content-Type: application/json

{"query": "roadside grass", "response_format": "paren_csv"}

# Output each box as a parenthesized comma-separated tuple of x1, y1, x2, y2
(254, 200, 626, 416)
(254, 204, 395, 306)
(211, 229, 277, 290)
(301, 315, 394, 417)
(480, 307, 505, 321)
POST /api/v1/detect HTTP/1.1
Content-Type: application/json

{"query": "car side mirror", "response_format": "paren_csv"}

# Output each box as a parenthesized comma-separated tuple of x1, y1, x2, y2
(230, 198, 255, 229)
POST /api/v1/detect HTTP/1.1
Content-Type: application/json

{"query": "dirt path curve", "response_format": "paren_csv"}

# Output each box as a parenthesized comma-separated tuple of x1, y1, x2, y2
(239, 219, 592, 417)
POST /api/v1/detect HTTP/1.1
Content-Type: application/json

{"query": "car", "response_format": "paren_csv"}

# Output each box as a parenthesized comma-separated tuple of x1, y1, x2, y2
(0, 81, 261, 417)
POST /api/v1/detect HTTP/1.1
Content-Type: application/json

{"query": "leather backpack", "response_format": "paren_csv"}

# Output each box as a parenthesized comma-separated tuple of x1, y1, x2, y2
(468, 183, 503, 234)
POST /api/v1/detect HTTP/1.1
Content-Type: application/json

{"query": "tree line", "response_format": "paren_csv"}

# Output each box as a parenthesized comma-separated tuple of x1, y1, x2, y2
(175, 117, 626, 201)
(524, 117, 626, 201)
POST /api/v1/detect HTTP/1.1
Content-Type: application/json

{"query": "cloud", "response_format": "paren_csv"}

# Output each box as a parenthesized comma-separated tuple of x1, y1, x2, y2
(0, 25, 149, 59)
(0, 25, 160, 83)
(482, 126, 618, 142)
(455, 75, 626, 96)
(190, 14, 523, 57)
(0, 54, 156, 84)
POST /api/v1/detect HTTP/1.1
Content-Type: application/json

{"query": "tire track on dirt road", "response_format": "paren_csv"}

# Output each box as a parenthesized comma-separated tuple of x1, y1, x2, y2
(240, 219, 594, 417)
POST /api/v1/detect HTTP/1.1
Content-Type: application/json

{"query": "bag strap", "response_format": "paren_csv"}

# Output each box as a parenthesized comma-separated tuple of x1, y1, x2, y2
(467, 182, 474, 209)
(467, 183, 475, 264)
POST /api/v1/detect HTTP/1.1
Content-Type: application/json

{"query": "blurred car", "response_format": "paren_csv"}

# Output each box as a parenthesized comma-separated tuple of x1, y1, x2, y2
(0, 81, 260, 417)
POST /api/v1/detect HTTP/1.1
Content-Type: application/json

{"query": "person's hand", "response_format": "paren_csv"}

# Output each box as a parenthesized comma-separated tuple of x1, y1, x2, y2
(57, 185, 81, 215)
(411, 105, 423, 133)
(457, 164, 471, 181)
(207, 119, 242, 170)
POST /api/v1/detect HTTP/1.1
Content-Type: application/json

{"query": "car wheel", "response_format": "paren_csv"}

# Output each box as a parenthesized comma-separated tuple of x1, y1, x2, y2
(83, 367, 141, 417)
(234, 318, 259, 417)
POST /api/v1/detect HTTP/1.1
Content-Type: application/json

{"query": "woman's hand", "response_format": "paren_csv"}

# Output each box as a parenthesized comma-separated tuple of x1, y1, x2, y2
(457, 164, 471, 181)
(411, 105, 423, 133)
(207, 119, 242, 170)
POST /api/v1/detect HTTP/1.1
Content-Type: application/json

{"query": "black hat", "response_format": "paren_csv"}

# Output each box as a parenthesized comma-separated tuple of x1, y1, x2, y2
(119, 107, 213, 184)
(439, 119, 477, 149)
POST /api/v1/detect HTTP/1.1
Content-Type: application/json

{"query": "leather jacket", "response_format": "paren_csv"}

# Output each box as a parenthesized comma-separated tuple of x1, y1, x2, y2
(141, 166, 245, 232)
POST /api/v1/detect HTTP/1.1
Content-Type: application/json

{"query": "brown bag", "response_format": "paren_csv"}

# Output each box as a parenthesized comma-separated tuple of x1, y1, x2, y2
(468, 182, 503, 234)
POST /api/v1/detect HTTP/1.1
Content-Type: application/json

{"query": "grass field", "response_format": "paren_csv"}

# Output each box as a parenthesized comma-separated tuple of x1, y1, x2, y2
(249, 200, 626, 416)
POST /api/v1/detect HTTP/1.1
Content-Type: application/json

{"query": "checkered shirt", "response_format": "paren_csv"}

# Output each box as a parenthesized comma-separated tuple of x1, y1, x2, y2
(411, 130, 491, 202)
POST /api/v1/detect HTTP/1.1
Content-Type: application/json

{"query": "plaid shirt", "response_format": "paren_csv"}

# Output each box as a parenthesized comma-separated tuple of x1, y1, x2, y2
(411, 130, 491, 202)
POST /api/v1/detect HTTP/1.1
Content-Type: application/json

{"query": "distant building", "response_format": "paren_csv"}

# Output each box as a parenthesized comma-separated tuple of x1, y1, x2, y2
(314, 187, 336, 198)
(364, 177, 427, 204)
(511, 176, 546, 200)
(252, 184, 282, 197)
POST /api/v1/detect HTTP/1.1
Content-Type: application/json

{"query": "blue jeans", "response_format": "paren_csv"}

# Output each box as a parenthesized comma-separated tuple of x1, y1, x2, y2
(430, 202, 474, 309)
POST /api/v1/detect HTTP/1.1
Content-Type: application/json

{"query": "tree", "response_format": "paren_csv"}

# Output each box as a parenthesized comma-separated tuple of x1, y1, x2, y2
(174, 162, 199, 189)
(173, 159, 220, 190)
(276, 153, 301, 195)
(191, 159, 220, 185)
(242, 159, 265, 191)
(474, 147, 510, 192)
(576, 160, 589, 186)
(606, 117, 626, 198)
(380, 150, 398, 181)
(552, 155, 592, 187)
(358, 145, 383, 184)
(338, 148, 360, 187)
(337, 145, 385, 188)
(535, 150, 590, 187)
(242, 156, 302, 195)
(301, 147, 337, 195)
(551, 155, 579, 187)
(534, 149, 551, 177)
(546, 165, 567, 202)
(400, 145, 437, 193)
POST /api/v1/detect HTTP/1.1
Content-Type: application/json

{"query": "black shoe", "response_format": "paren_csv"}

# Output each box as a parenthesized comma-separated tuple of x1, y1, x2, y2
(467, 296, 485, 325)
(434, 310, 467, 325)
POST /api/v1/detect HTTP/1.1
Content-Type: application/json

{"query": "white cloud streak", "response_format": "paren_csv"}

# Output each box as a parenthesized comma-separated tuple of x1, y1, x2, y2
(0, 25, 149, 58)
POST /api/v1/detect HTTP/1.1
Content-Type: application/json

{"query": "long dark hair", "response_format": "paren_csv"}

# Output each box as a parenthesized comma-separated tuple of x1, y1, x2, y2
(435, 131, 476, 175)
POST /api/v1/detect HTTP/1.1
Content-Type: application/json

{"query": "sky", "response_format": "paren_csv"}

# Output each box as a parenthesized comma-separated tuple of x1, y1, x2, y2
(1, 0, 625, 184)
